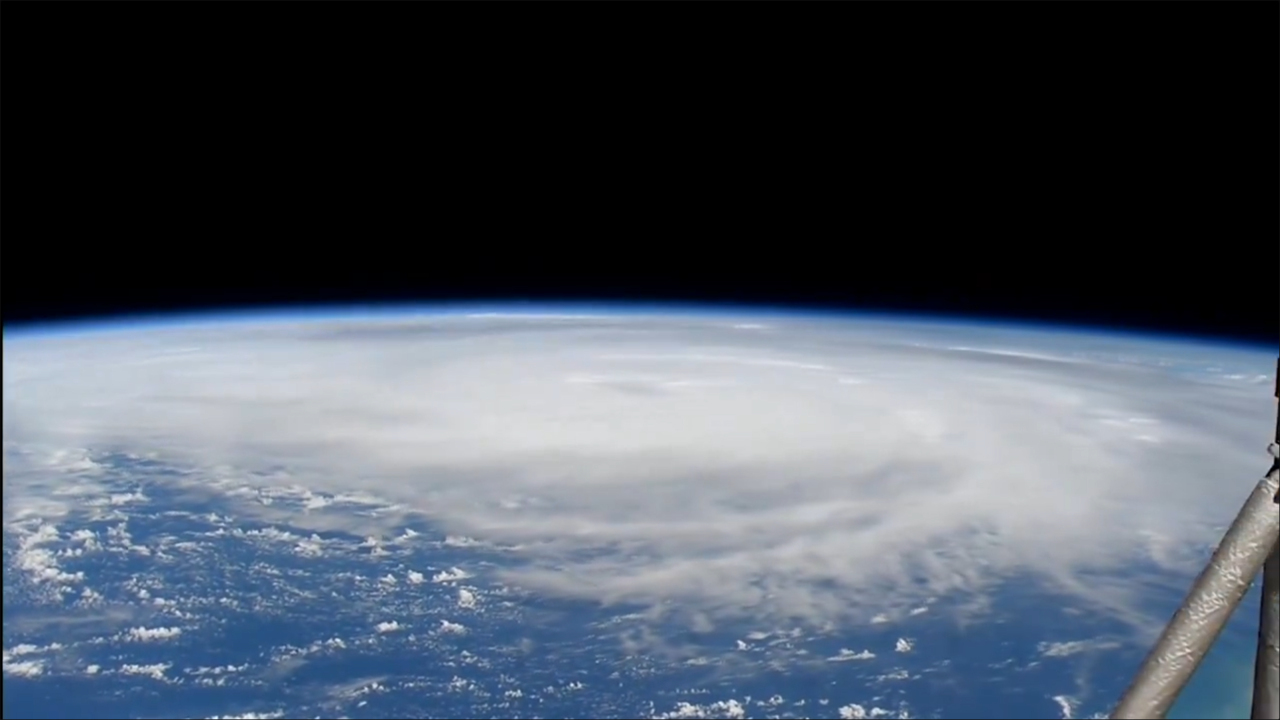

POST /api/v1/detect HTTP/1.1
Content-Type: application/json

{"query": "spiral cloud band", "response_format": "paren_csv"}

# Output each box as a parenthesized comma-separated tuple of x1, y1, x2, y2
(4, 312, 1274, 641)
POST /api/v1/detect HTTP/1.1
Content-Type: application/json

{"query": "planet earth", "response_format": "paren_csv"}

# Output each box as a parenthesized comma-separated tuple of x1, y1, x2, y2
(3, 305, 1275, 720)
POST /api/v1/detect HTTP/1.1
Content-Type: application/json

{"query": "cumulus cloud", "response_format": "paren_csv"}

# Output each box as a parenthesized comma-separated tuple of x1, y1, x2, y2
(839, 704, 903, 719)
(3, 314, 1275, 642)
(118, 662, 170, 681)
(123, 626, 183, 642)
(431, 567, 470, 583)
(828, 648, 876, 661)
(2, 644, 50, 677)
(655, 699, 747, 719)
(3, 659, 44, 677)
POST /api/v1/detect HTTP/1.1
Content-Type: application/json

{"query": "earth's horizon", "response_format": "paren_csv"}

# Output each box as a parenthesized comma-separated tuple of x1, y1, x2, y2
(3, 304, 1275, 719)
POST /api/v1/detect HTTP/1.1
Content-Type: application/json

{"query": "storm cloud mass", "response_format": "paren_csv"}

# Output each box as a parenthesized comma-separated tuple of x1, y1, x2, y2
(4, 312, 1275, 643)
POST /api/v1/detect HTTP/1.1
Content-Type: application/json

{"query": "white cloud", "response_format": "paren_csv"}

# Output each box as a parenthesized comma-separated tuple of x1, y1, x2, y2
(457, 588, 477, 609)
(118, 662, 170, 681)
(294, 534, 325, 556)
(3, 642, 61, 677)
(432, 567, 471, 583)
(10, 523, 86, 586)
(189, 664, 248, 676)
(1038, 639, 1121, 658)
(828, 648, 876, 661)
(374, 621, 401, 633)
(4, 644, 43, 658)
(406, 570, 426, 584)
(654, 699, 746, 719)
(839, 704, 906, 719)
(124, 626, 183, 641)
(4, 314, 1273, 644)
(895, 638, 913, 653)
(3, 659, 44, 677)
(438, 619, 467, 634)
(108, 491, 148, 505)
(447, 676, 473, 692)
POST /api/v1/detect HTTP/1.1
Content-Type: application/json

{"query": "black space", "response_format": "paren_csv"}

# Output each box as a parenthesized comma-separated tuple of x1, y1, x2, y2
(2, 3, 1277, 349)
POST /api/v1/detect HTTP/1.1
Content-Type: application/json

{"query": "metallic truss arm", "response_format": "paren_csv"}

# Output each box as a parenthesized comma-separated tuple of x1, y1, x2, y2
(1110, 357, 1280, 720)
(1251, 363, 1280, 720)
(1109, 454, 1279, 719)
(1252, 541, 1279, 720)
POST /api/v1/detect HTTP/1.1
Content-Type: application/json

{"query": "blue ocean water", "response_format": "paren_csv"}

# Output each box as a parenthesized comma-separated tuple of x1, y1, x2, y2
(3, 450, 1265, 719)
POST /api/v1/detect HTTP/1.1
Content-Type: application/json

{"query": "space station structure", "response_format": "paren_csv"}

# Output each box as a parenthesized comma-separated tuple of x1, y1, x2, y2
(1109, 357, 1280, 720)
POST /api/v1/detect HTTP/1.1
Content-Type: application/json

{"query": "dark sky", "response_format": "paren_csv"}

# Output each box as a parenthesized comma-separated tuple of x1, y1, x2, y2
(3, 3, 1277, 349)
